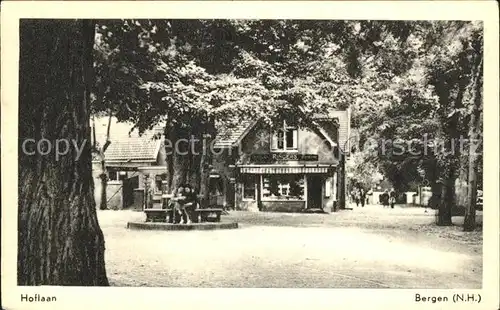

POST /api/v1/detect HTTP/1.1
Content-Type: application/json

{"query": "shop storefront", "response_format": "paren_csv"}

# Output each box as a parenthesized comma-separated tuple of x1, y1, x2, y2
(233, 154, 339, 212)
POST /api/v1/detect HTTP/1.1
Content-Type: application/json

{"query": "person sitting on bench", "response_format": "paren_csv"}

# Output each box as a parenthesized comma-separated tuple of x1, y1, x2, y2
(170, 184, 199, 224)
(182, 185, 197, 223)
(171, 186, 188, 224)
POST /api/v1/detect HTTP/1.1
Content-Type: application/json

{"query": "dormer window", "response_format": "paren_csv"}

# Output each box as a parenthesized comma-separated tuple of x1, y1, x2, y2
(271, 121, 298, 152)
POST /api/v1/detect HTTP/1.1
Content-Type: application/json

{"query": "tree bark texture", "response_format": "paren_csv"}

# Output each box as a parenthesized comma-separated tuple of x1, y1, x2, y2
(164, 120, 216, 207)
(18, 19, 109, 285)
(434, 70, 468, 226)
(464, 55, 483, 232)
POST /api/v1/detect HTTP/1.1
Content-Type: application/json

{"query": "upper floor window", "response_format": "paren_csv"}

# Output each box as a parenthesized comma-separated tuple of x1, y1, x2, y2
(271, 121, 298, 152)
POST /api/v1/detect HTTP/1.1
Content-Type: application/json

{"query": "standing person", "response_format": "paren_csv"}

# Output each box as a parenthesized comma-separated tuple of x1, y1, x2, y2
(381, 190, 389, 208)
(360, 188, 366, 207)
(389, 188, 396, 209)
(354, 188, 360, 207)
(366, 188, 373, 205)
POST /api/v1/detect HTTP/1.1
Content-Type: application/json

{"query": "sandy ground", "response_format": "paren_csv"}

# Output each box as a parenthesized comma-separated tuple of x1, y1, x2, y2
(99, 204, 482, 288)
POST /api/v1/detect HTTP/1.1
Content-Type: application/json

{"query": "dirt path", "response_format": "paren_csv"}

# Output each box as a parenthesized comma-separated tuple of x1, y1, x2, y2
(99, 206, 482, 288)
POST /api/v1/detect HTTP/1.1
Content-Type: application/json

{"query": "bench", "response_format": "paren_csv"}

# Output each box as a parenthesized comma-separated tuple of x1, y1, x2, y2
(144, 208, 168, 222)
(193, 208, 223, 223)
(144, 193, 172, 222)
(144, 208, 223, 223)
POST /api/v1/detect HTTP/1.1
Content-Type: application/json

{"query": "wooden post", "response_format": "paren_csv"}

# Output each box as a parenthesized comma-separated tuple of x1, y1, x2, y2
(304, 174, 308, 210)
(143, 173, 150, 210)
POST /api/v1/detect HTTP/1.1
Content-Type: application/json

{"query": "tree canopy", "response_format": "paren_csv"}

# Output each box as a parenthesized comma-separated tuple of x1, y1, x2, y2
(92, 19, 483, 227)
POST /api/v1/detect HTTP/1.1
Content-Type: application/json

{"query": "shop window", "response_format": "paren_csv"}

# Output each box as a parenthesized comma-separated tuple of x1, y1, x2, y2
(242, 175, 256, 200)
(262, 175, 304, 200)
(271, 121, 298, 151)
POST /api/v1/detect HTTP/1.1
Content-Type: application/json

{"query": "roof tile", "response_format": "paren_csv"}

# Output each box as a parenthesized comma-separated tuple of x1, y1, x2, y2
(92, 117, 161, 162)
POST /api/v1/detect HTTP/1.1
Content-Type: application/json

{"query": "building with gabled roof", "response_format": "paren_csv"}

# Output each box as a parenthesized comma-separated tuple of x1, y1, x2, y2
(91, 117, 166, 210)
(92, 107, 351, 212)
(209, 108, 351, 212)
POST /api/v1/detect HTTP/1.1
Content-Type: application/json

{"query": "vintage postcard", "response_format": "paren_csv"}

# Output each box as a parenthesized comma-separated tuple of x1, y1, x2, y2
(1, 1, 499, 309)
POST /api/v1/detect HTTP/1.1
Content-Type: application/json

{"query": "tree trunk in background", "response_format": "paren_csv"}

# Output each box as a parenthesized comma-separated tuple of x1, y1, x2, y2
(464, 55, 483, 232)
(339, 155, 346, 209)
(99, 112, 112, 210)
(436, 72, 468, 226)
(199, 121, 217, 206)
(199, 134, 215, 206)
(464, 117, 480, 231)
(425, 159, 441, 210)
(99, 162, 108, 210)
(437, 169, 454, 226)
(164, 123, 174, 193)
(18, 20, 109, 285)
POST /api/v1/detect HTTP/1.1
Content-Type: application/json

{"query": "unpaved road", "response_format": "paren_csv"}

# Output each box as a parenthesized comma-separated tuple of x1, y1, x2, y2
(99, 205, 482, 288)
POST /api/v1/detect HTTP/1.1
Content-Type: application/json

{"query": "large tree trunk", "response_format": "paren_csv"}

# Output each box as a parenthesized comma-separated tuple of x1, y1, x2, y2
(435, 70, 468, 226)
(18, 20, 109, 285)
(165, 120, 216, 207)
(167, 124, 187, 192)
(167, 123, 201, 193)
(464, 55, 483, 232)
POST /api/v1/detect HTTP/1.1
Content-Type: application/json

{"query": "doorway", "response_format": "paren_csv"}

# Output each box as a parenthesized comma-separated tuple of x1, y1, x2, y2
(208, 175, 224, 207)
(307, 176, 323, 209)
(122, 175, 139, 209)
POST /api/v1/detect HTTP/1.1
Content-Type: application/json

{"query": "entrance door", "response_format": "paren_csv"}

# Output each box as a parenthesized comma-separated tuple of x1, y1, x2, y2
(208, 176, 223, 207)
(122, 175, 139, 209)
(307, 176, 323, 209)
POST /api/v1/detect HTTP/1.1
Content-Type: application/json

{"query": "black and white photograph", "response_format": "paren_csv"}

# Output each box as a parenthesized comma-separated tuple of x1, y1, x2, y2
(1, 1, 499, 309)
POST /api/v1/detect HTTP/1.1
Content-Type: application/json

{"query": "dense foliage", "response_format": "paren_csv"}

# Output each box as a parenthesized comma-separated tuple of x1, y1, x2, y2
(92, 20, 483, 229)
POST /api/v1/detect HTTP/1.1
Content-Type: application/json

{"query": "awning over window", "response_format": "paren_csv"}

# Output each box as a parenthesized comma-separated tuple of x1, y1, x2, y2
(238, 165, 334, 174)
